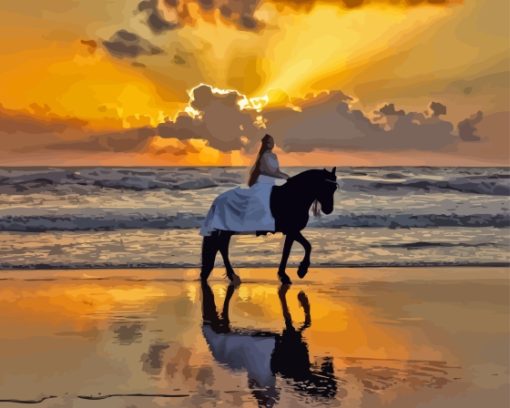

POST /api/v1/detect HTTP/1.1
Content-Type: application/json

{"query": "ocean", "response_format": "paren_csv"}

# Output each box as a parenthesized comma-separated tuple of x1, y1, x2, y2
(0, 166, 508, 269)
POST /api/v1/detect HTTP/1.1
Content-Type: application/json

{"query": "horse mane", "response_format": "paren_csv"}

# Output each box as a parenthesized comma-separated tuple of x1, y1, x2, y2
(286, 169, 324, 185)
(282, 169, 327, 190)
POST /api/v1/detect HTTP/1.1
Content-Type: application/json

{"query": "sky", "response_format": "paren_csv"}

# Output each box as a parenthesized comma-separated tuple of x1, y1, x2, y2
(0, 0, 508, 166)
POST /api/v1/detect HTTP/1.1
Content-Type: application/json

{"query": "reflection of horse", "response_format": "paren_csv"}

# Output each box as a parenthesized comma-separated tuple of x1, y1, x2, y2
(201, 168, 338, 284)
(200, 282, 337, 407)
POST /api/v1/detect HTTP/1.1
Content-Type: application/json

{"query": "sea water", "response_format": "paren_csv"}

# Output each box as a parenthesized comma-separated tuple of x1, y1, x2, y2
(0, 166, 508, 268)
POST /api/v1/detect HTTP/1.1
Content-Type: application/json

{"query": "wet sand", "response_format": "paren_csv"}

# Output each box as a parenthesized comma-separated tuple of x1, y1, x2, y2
(0, 267, 508, 407)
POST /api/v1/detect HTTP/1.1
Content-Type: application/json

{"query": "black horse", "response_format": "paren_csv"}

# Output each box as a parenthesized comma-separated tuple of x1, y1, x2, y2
(201, 167, 338, 284)
(201, 282, 337, 407)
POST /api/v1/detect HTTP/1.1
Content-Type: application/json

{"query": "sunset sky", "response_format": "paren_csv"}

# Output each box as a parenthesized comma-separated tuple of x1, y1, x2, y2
(0, 0, 508, 166)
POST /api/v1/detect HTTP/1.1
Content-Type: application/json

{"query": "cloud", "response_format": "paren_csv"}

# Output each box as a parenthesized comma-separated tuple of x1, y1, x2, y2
(262, 93, 460, 152)
(103, 30, 163, 58)
(137, 0, 263, 32)
(269, 0, 458, 11)
(377, 103, 405, 116)
(47, 128, 156, 152)
(153, 86, 473, 154)
(458, 110, 483, 141)
(0, 86, 494, 163)
(138, 0, 178, 33)
(157, 84, 261, 150)
(80, 39, 98, 54)
(133, 0, 460, 34)
(429, 101, 447, 116)
(0, 104, 86, 134)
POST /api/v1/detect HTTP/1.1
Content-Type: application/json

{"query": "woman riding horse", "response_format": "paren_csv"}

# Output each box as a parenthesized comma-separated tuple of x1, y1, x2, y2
(200, 134, 338, 284)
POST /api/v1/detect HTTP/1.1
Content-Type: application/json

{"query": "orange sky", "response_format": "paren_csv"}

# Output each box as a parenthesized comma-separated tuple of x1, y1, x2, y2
(0, 0, 508, 166)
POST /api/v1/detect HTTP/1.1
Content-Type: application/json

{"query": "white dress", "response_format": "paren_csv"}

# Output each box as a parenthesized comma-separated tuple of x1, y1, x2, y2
(200, 153, 280, 236)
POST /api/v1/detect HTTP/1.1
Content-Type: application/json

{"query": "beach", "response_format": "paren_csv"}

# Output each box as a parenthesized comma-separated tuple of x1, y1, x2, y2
(0, 267, 508, 408)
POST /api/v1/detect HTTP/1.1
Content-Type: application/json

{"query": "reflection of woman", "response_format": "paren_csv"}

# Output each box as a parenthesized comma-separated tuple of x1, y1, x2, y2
(200, 134, 289, 236)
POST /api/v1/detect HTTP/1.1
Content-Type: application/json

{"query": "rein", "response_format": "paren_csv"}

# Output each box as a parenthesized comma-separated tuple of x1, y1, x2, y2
(312, 178, 339, 217)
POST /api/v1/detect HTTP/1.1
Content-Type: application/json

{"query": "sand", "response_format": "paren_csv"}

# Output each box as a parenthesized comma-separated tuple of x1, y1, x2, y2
(0, 267, 508, 408)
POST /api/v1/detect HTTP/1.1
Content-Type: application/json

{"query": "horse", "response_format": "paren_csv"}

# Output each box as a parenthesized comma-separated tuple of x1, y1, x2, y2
(200, 167, 338, 284)
(200, 282, 337, 407)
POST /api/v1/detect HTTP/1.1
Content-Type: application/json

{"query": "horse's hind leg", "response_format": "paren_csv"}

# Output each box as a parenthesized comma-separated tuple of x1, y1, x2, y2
(277, 234, 294, 284)
(201, 234, 218, 281)
(218, 232, 241, 285)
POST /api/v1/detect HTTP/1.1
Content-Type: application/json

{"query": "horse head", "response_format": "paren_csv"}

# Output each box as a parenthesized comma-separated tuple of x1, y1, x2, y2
(316, 167, 337, 215)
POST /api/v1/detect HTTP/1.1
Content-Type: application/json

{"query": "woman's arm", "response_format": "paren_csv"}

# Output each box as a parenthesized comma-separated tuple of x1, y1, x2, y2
(260, 153, 289, 179)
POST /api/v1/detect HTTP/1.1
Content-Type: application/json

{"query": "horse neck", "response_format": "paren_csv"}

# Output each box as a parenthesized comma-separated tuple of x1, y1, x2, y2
(282, 175, 319, 209)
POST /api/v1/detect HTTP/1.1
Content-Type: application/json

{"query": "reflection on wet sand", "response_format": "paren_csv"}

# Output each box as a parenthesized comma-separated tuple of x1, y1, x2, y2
(201, 282, 337, 407)
(0, 268, 507, 407)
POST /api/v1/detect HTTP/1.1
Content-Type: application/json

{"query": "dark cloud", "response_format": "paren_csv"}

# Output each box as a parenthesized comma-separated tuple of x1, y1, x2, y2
(377, 103, 405, 116)
(80, 39, 97, 54)
(0, 104, 86, 134)
(458, 111, 483, 141)
(0, 86, 493, 160)
(429, 101, 447, 116)
(103, 30, 163, 58)
(138, 0, 179, 33)
(261, 91, 378, 152)
(151, 86, 491, 154)
(137, 0, 263, 32)
(153, 87, 468, 154)
(132, 0, 458, 34)
(148, 138, 201, 156)
(157, 84, 261, 150)
(47, 128, 156, 152)
(173, 54, 186, 65)
(270, 0, 456, 10)
(262, 93, 457, 152)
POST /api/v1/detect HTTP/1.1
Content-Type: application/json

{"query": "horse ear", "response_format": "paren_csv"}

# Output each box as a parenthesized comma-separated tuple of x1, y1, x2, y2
(331, 167, 336, 174)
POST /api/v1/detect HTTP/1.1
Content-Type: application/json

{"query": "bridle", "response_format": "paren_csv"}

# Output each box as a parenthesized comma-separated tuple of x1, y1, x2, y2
(325, 179, 340, 190)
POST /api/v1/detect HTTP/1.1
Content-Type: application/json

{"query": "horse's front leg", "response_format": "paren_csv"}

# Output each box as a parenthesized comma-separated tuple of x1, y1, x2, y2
(295, 232, 311, 279)
(278, 234, 295, 284)
(218, 232, 241, 285)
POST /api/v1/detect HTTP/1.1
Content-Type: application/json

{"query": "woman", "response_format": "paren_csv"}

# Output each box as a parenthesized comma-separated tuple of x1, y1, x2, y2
(200, 134, 289, 236)
(248, 134, 289, 187)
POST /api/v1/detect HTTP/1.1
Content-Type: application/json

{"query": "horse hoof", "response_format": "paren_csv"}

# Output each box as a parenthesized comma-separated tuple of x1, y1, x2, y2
(229, 274, 241, 286)
(297, 261, 310, 279)
(297, 291, 310, 309)
(279, 274, 292, 285)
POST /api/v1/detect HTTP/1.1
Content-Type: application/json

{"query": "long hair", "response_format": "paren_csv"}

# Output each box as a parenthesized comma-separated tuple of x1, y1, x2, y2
(248, 134, 273, 187)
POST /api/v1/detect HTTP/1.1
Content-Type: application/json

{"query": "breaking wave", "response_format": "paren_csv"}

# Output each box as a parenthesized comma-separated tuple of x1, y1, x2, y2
(1, 212, 507, 232)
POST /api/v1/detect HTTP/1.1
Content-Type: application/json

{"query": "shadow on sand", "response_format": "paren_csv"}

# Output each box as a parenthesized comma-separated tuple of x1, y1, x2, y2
(200, 282, 338, 407)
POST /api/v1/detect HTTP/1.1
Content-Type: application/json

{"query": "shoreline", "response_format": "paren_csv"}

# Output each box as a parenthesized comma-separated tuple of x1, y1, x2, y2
(1, 262, 509, 270)
(1, 266, 508, 283)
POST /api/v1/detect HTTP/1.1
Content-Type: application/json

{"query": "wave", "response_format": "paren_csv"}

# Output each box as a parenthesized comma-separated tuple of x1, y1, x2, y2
(0, 213, 204, 232)
(310, 213, 510, 228)
(1, 167, 509, 195)
(0, 212, 508, 232)
(0, 168, 243, 192)
(375, 242, 498, 249)
(339, 176, 510, 196)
